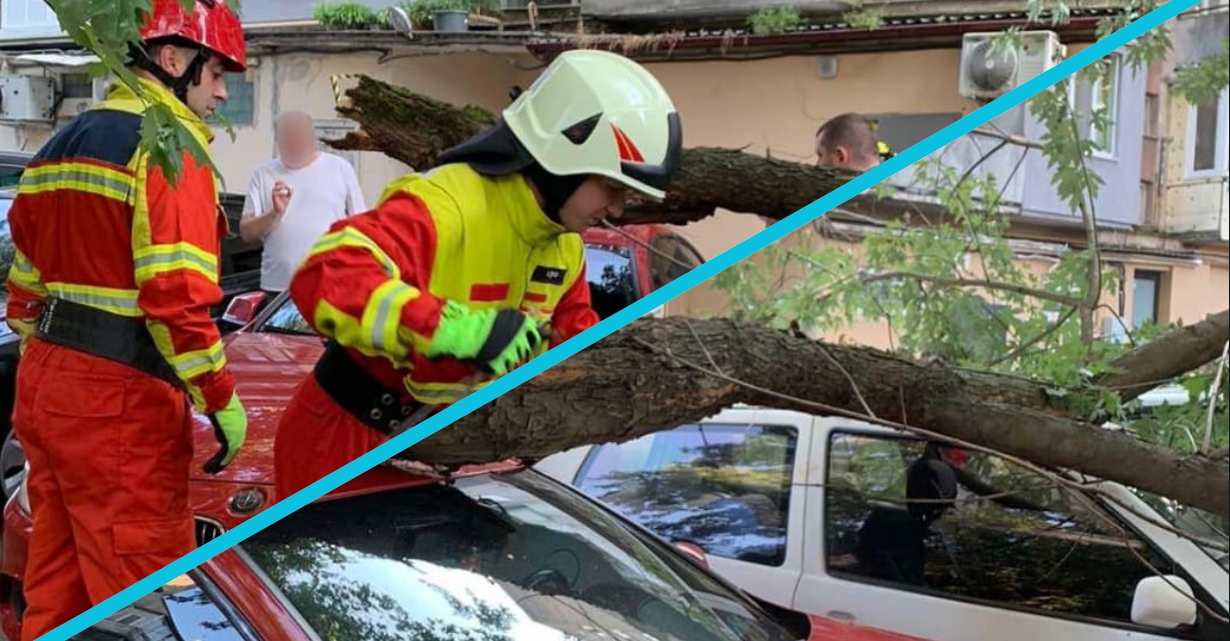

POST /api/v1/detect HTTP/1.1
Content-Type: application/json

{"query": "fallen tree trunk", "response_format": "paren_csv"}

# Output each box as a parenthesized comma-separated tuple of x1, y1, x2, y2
(324, 75, 859, 225)
(406, 316, 1230, 518)
(1099, 309, 1230, 402)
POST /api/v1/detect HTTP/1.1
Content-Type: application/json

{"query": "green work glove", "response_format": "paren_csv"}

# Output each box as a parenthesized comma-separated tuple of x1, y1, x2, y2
(204, 392, 248, 475)
(427, 301, 543, 376)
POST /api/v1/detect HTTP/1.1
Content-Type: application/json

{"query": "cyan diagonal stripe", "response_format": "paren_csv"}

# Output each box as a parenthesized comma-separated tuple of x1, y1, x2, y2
(44, 2, 1198, 638)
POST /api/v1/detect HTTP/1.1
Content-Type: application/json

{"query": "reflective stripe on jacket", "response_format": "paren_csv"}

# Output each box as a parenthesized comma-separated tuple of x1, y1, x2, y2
(290, 163, 600, 406)
(5, 78, 235, 413)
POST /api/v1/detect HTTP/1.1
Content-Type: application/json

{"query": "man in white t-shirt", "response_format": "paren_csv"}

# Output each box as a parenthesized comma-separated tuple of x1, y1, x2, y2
(240, 110, 367, 294)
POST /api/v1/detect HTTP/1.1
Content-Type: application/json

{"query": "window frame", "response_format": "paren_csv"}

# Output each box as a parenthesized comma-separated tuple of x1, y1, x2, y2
(573, 421, 800, 569)
(1185, 89, 1230, 180)
(1131, 269, 1164, 329)
(819, 427, 1227, 639)
(209, 71, 257, 129)
(1067, 53, 1123, 159)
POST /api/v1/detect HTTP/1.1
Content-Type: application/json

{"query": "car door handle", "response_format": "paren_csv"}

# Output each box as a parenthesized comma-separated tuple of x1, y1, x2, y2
(826, 610, 857, 623)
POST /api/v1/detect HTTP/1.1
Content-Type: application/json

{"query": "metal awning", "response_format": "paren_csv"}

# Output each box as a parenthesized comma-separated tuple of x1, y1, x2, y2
(7, 52, 100, 67)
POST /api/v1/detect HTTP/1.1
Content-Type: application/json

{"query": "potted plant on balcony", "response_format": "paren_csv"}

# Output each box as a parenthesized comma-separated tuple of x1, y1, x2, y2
(430, 0, 472, 32)
(313, 1, 381, 30)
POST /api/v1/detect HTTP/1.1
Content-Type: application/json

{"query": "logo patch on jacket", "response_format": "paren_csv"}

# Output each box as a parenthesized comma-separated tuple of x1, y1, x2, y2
(532, 265, 567, 286)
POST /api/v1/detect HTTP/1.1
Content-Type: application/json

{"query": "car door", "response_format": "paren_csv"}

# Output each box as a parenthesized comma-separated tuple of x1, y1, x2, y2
(560, 407, 812, 610)
(795, 419, 1227, 641)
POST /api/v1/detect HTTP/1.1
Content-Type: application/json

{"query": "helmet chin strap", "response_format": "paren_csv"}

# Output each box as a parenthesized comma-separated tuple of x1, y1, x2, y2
(129, 40, 209, 104)
(521, 163, 587, 225)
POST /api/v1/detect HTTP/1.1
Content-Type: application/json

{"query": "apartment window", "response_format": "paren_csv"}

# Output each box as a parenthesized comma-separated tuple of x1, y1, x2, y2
(0, 0, 59, 33)
(1132, 270, 1163, 329)
(210, 73, 255, 127)
(1069, 56, 1121, 156)
(59, 73, 93, 99)
(1187, 89, 1229, 177)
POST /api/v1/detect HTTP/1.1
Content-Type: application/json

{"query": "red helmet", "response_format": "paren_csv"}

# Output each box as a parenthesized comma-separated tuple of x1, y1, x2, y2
(139, 0, 246, 72)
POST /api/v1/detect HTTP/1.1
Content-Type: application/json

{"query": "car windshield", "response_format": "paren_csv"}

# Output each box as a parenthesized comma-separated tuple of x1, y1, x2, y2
(240, 469, 803, 641)
(1132, 490, 1229, 571)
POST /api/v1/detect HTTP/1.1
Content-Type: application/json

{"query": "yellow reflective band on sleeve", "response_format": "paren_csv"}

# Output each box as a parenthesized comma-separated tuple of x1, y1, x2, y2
(46, 283, 141, 317)
(308, 227, 401, 279)
(362, 279, 424, 359)
(18, 162, 136, 204)
(166, 341, 227, 381)
(134, 242, 219, 285)
(8, 249, 47, 296)
(145, 319, 213, 412)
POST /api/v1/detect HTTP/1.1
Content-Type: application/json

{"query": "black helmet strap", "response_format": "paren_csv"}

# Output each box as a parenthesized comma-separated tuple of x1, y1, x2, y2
(128, 38, 210, 104)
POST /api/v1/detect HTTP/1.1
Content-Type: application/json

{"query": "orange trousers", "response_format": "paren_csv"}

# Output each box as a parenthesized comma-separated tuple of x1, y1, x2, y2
(273, 375, 417, 503)
(12, 339, 195, 641)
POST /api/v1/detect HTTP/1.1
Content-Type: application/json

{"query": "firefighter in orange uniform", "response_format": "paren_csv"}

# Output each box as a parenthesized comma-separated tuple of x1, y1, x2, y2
(273, 50, 684, 499)
(4, 1, 249, 637)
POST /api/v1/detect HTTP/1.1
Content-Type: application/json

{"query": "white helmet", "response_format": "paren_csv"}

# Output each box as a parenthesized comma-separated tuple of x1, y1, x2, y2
(502, 50, 683, 201)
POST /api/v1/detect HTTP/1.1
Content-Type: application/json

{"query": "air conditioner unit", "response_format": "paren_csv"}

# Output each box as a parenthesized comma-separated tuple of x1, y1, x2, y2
(959, 30, 1066, 100)
(0, 75, 57, 122)
(92, 76, 113, 102)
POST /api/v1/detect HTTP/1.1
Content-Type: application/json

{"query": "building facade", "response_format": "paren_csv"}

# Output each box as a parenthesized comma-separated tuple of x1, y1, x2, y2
(2, 0, 1227, 348)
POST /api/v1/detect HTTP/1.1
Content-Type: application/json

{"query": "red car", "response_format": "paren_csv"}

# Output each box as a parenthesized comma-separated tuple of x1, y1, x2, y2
(0, 226, 924, 641)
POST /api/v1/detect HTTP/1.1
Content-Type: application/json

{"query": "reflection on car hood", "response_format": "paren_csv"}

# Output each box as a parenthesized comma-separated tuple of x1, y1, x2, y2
(189, 331, 324, 485)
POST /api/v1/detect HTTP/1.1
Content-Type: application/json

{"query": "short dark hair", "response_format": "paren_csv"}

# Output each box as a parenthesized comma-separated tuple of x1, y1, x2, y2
(815, 113, 880, 162)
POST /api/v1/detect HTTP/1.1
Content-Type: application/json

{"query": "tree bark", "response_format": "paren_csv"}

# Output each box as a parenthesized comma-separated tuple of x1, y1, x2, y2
(406, 317, 1230, 519)
(1098, 309, 1230, 402)
(323, 75, 858, 225)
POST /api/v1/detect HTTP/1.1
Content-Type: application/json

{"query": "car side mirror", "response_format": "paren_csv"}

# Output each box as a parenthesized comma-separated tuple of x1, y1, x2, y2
(1131, 575, 1197, 629)
(222, 291, 267, 328)
(673, 540, 709, 569)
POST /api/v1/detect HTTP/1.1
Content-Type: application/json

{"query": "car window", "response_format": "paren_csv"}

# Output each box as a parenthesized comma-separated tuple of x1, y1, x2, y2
(1132, 490, 1229, 571)
(823, 431, 1200, 627)
(80, 573, 246, 641)
(585, 244, 639, 319)
(258, 294, 315, 335)
(241, 470, 803, 641)
(648, 234, 703, 291)
(574, 423, 797, 567)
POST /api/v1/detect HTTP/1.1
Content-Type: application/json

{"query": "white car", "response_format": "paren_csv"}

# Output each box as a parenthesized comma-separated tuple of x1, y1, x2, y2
(536, 400, 1229, 641)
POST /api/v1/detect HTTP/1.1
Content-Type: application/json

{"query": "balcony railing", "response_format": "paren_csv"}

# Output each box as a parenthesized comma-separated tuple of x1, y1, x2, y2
(883, 130, 1028, 211)
(1162, 177, 1230, 241)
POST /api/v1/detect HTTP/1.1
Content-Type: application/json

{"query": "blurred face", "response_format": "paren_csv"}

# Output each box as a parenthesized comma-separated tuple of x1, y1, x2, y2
(556, 176, 630, 233)
(276, 116, 320, 169)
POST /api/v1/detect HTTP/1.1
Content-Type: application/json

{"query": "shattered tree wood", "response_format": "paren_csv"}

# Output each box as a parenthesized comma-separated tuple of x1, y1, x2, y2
(407, 315, 1230, 519)
(323, 75, 858, 226)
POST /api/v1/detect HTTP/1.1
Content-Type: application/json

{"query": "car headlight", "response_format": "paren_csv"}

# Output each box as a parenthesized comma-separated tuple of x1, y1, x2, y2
(16, 461, 30, 515)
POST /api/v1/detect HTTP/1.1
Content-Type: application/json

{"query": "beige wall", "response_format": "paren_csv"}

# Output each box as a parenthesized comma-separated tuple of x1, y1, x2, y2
(208, 50, 534, 205)
(1, 45, 975, 263)
(639, 49, 980, 264)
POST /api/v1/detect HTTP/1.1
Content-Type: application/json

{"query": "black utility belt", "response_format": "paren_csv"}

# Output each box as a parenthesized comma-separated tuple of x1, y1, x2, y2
(312, 341, 431, 436)
(34, 296, 183, 390)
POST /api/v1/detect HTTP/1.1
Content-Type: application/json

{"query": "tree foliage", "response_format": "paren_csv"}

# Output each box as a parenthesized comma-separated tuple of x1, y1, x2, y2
(714, 0, 1230, 458)
(45, 0, 237, 187)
